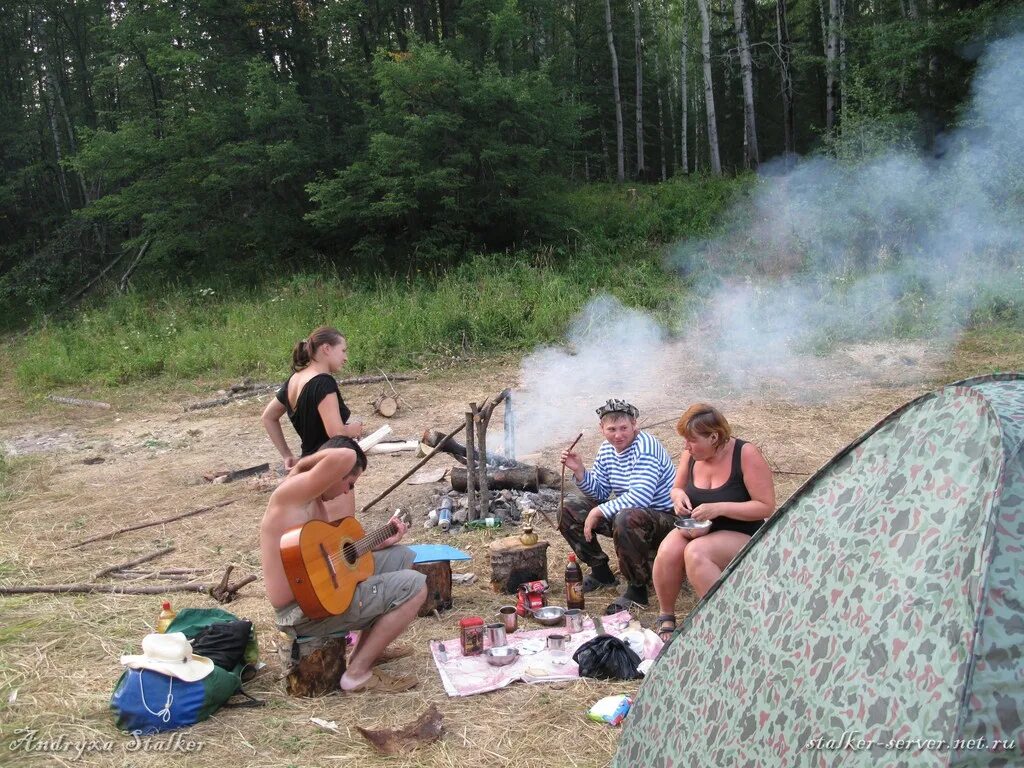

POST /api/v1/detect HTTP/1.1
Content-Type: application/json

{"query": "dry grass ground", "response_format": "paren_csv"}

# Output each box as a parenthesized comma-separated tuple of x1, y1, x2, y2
(1, 335, 1020, 768)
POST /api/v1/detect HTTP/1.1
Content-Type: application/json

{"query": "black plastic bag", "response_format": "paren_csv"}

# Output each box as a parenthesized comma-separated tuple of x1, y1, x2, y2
(190, 620, 253, 671)
(572, 635, 644, 680)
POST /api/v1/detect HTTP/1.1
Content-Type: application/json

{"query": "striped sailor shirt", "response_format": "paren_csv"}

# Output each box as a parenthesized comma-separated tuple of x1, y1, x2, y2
(577, 431, 676, 519)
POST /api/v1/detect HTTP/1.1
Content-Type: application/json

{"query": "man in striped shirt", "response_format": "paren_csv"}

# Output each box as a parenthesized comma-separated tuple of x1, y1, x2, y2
(560, 399, 677, 611)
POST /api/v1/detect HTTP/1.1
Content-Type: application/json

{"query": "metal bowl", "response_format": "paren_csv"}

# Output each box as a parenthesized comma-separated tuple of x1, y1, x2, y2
(674, 516, 712, 531)
(530, 606, 566, 626)
(484, 647, 520, 666)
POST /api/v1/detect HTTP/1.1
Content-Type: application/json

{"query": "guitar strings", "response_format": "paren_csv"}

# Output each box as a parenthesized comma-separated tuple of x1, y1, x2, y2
(327, 521, 399, 566)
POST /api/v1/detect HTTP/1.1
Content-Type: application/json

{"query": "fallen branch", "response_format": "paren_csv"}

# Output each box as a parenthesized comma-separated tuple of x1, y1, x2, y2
(46, 395, 112, 410)
(0, 572, 258, 600)
(184, 386, 277, 411)
(94, 546, 175, 580)
(72, 499, 237, 548)
(340, 374, 416, 386)
(209, 566, 257, 604)
(118, 238, 152, 293)
(0, 582, 211, 596)
(205, 463, 270, 484)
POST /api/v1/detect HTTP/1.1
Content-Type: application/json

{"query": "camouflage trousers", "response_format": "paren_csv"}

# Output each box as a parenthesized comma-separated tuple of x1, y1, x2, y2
(559, 494, 677, 588)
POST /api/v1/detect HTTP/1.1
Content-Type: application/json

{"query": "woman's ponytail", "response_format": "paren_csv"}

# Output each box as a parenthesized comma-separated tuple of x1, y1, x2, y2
(291, 339, 312, 371)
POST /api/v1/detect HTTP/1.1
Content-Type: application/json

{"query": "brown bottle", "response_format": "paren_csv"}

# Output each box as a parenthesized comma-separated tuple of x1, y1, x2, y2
(565, 554, 584, 610)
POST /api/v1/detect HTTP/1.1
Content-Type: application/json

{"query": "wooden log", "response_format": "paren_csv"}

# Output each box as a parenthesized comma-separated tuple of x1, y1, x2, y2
(372, 394, 400, 418)
(422, 430, 515, 468)
(94, 545, 175, 579)
(451, 466, 540, 492)
(488, 536, 550, 594)
(46, 395, 112, 410)
(72, 499, 237, 548)
(282, 636, 347, 697)
(367, 440, 419, 455)
(412, 561, 453, 616)
(358, 424, 393, 452)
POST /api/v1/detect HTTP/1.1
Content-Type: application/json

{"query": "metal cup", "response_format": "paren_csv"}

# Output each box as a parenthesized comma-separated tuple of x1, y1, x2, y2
(499, 605, 518, 634)
(547, 633, 569, 665)
(564, 609, 585, 634)
(546, 633, 568, 651)
(485, 623, 507, 648)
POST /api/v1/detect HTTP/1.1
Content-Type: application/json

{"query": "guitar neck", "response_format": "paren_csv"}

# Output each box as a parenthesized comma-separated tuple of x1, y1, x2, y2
(352, 519, 399, 557)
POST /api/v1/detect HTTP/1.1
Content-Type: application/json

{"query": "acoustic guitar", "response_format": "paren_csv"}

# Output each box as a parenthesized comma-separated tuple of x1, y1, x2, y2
(279, 511, 411, 619)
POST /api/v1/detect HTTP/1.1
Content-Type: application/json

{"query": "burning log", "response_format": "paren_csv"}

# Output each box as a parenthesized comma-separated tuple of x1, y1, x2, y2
(422, 429, 516, 468)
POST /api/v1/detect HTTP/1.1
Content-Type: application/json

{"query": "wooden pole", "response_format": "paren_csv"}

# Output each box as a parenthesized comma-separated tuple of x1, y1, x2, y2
(93, 546, 176, 580)
(359, 420, 467, 514)
(466, 406, 478, 521)
(72, 499, 237, 548)
(477, 405, 490, 520)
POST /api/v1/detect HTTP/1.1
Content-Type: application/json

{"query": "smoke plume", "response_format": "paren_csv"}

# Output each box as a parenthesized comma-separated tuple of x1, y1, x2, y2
(506, 31, 1024, 456)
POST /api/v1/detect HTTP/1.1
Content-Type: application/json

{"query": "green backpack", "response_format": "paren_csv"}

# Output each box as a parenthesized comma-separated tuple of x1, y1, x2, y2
(110, 608, 259, 733)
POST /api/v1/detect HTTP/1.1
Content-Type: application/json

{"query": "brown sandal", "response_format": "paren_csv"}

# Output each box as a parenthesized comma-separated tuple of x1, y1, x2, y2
(373, 643, 414, 665)
(342, 669, 418, 694)
(656, 614, 676, 643)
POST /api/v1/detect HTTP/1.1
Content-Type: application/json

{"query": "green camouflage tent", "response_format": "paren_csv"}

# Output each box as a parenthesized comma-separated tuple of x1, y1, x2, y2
(615, 374, 1024, 768)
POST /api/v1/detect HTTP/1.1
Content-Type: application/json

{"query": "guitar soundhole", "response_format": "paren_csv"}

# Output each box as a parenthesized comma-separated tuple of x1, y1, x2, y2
(342, 542, 358, 565)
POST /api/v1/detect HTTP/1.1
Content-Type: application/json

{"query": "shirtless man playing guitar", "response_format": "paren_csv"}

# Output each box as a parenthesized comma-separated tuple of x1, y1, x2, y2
(260, 435, 426, 693)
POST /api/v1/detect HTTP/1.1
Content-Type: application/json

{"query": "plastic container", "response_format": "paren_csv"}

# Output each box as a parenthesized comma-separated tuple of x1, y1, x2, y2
(156, 601, 176, 633)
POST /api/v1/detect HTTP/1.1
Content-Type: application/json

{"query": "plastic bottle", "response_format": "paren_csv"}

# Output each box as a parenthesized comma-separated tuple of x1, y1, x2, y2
(437, 497, 454, 531)
(156, 601, 177, 633)
(565, 554, 584, 610)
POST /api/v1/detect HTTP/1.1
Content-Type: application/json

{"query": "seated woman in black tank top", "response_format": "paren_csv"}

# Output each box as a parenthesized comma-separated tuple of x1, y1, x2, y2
(651, 404, 775, 641)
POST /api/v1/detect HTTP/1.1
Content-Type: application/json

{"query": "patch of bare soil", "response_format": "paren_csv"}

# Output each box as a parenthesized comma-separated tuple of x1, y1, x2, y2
(0, 351, 960, 768)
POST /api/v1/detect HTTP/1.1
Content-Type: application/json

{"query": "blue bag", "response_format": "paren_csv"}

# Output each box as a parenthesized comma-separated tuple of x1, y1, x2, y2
(110, 608, 256, 733)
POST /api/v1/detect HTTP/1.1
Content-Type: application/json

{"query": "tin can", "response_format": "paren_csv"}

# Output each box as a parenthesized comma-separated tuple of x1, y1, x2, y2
(438, 507, 452, 531)
(459, 617, 485, 656)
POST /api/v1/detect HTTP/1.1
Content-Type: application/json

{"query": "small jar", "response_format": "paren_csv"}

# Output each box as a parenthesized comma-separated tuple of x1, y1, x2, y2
(459, 617, 485, 656)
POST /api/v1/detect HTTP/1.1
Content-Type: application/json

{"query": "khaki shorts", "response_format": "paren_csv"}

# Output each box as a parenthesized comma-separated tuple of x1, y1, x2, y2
(275, 545, 426, 637)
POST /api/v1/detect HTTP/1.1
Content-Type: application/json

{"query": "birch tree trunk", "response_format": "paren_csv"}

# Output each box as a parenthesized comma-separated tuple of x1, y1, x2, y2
(654, 45, 667, 180)
(680, 0, 689, 175)
(825, 0, 840, 131)
(605, 0, 626, 182)
(733, 0, 758, 168)
(696, 0, 721, 174)
(776, 0, 795, 158)
(633, 0, 645, 179)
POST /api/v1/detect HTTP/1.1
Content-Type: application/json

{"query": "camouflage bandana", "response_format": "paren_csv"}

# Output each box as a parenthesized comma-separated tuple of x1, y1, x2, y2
(596, 399, 640, 419)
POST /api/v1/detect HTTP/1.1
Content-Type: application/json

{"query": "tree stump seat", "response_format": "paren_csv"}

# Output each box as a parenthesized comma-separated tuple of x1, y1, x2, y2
(488, 536, 549, 593)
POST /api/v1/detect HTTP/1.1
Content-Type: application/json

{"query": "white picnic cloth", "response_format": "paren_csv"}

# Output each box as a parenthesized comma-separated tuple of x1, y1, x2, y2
(430, 611, 663, 697)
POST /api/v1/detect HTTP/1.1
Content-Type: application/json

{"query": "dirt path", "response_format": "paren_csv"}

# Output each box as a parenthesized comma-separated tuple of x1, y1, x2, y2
(0, 346, 998, 768)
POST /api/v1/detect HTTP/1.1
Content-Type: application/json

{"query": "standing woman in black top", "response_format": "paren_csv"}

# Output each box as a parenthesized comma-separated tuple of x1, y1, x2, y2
(262, 326, 364, 471)
(651, 404, 775, 640)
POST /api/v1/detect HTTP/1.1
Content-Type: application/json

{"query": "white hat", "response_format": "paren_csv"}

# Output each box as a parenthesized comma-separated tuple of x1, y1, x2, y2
(120, 632, 215, 682)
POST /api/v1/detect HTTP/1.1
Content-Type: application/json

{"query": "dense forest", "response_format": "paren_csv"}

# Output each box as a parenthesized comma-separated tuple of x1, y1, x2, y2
(0, 0, 1012, 325)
